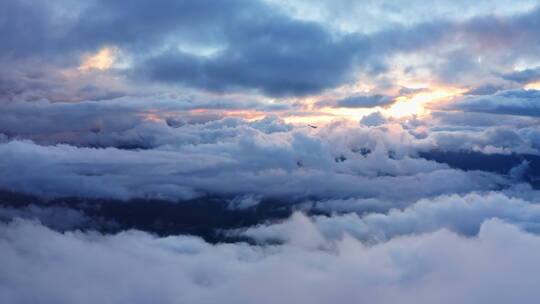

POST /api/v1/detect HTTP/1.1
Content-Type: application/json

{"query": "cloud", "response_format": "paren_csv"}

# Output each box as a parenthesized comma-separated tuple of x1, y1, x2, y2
(133, 29, 365, 97)
(265, 0, 538, 33)
(465, 84, 504, 96)
(450, 89, 540, 117)
(2, 217, 540, 303)
(0, 0, 369, 98)
(3, 3, 540, 303)
(3, 94, 540, 205)
(0, 120, 511, 202)
(360, 112, 388, 127)
(501, 67, 540, 83)
(234, 192, 540, 243)
(431, 111, 538, 128)
(0, 205, 116, 231)
(0, 96, 289, 146)
(335, 94, 394, 108)
(4, 1, 540, 100)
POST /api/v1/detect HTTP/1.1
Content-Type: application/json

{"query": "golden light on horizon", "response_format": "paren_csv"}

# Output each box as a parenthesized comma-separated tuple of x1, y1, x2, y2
(385, 98, 426, 118)
(127, 85, 467, 127)
(384, 86, 466, 118)
(319, 107, 376, 120)
(142, 113, 164, 123)
(222, 110, 267, 121)
(78, 47, 116, 71)
(524, 81, 540, 90)
(214, 86, 467, 125)
(282, 114, 338, 125)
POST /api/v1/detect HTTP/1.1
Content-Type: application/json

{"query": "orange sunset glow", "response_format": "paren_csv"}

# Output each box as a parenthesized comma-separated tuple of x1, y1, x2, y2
(384, 86, 466, 118)
(78, 47, 116, 71)
(144, 85, 469, 126)
(525, 81, 540, 90)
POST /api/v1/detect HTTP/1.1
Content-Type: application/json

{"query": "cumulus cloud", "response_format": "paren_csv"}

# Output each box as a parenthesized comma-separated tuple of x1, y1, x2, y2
(1, 94, 539, 205)
(234, 192, 540, 243)
(1, 217, 540, 304)
(360, 112, 388, 127)
(0, 96, 288, 146)
(0, 121, 510, 202)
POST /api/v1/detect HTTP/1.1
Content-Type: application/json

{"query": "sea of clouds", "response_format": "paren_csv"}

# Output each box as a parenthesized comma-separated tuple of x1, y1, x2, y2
(2, 0, 540, 302)
(2, 102, 540, 303)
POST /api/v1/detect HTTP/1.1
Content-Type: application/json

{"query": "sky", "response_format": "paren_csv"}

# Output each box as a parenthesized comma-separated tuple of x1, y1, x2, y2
(2, 1, 540, 303)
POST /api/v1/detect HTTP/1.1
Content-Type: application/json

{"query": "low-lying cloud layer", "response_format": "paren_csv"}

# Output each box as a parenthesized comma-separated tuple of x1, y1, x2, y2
(2, 217, 540, 304)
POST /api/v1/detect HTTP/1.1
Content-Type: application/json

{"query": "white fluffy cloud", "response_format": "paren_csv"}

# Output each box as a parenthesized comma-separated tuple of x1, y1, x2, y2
(0, 123, 507, 201)
(234, 192, 540, 243)
(1, 217, 540, 304)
